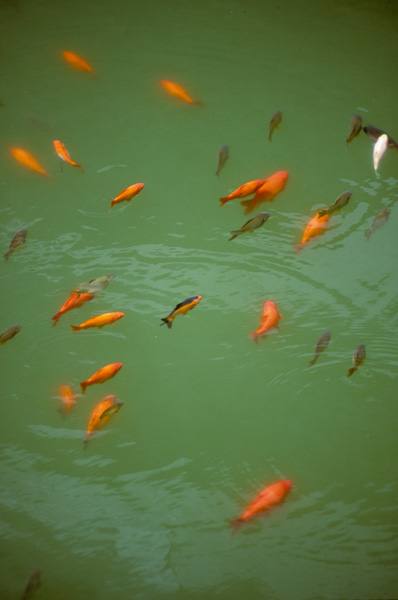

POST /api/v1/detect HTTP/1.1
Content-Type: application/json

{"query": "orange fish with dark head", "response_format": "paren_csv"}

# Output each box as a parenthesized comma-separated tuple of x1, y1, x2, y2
(219, 179, 265, 207)
(294, 212, 331, 252)
(84, 395, 123, 447)
(11, 147, 51, 179)
(52, 291, 95, 327)
(161, 80, 203, 105)
(62, 50, 94, 75)
(250, 300, 282, 342)
(80, 362, 123, 395)
(240, 170, 288, 215)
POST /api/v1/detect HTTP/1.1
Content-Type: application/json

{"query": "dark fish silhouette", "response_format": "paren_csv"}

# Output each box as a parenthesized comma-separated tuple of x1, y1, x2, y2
(363, 125, 398, 150)
(347, 344, 366, 377)
(309, 331, 331, 366)
(365, 208, 390, 240)
(346, 114, 362, 145)
(317, 191, 352, 217)
(216, 144, 229, 176)
(268, 111, 282, 141)
(4, 229, 27, 261)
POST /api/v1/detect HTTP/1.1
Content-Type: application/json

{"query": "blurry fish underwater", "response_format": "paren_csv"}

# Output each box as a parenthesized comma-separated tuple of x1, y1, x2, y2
(294, 212, 330, 252)
(216, 144, 229, 176)
(58, 385, 77, 415)
(346, 114, 362, 146)
(365, 208, 390, 240)
(4, 228, 27, 261)
(62, 50, 94, 75)
(268, 110, 282, 141)
(84, 395, 123, 447)
(347, 344, 366, 377)
(317, 191, 352, 218)
(160, 79, 203, 105)
(0, 324, 22, 345)
(11, 148, 51, 179)
(229, 212, 270, 240)
(74, 274, 115, 295)
(21, 567, 41, 600)
(309, 331, 331, 366)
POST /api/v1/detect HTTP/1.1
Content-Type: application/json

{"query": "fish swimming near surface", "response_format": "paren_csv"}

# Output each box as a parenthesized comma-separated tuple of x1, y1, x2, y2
(363, 125, 398, 150)
(53, 140, 83, 171)
(230, 479, 292, 536)
(294, 213, 330, 252)
(4, 228, 27, 261)
(21, 567, 41, 600)
(110, 183, 144, 209)
(74, 274, 115, 295)
(62, 50, 94, 75)
(0, 324, 21, 345)
(268, 110, 282, 141)
(309, 331, 331, 366)
(11, 147, 51, 179)
(80, 362, 123, 395)
(250, 300, 282, 342)
(346, 114, 362, 146)
(71, 311, 124, 331)
(161, 295, 202, 329)
(373, 134, 388, 172)
(365, 208, 390, 241)
(240, 170, 288, 215)
(347, 344, 366, 377)
(216, 144, 229, 176)
(58, 385, 77, 416)
(317, 191, 352, 218)
(160, 80, 203, 105)
(51, 291, 95, 327)
(84, 395, 123, 447)
(229, 212, 270, 241)
(219, 179, 265, 207)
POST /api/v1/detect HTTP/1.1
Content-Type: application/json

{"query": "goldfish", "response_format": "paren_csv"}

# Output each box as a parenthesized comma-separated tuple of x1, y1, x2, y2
(53, 140, 83, 170)
(4, 228, 27, 261)
(317, 191, 352, 217)
(216, 144, 229, 176)
(309, 331, 331, 366)
(268, 110, 282, 141)
(347, 344, 366, 377)
(229, 212, 270, 241)
(80, 362, 123, 395)
(110, 183, 144, 209)
(373, 134, 388, 172)
(161, 295, 202, 329)
(0, 324, 21, 345)
(346, 114, 362, 145)
(365, 208, 390, 240)
(160, 79, 203, 105)
(71, 311, 124, 331)
(250, 300, 282, 342)
(364, 125, 398, 150)
(240, 170, 289, 215)
(294, 213, 330, 252)
(84, 395, 123, 447)
(58, 385, 77, 415)
(74, 274, 115, 295)
(219, 179, 265, 207)
(62, 50, 94, 75)
(230, 479, 292, 535)
(21, 567, 41, 600)
(51, 291, 95, 327)
(11, 147, 51, 179)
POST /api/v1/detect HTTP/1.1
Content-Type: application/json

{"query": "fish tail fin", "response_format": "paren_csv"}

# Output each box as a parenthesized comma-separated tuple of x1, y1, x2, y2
(70, 325, 80, 332)
(161, 318, 172, 329)
(229, 232, 239, 241)
(229, 519, 243, 537)
(51, 316, 60, 327)
(347, 367, 357, 378)
(80, 381, 88, 395)
(240, 199, 256, 215)
(364, 230, 371, 241)
(219, 197, 229, 207)
(249, 333, 259, 344)
(308, 357, 317, 367)
(4, 253, 9, 261)
(293, 243, 304, 253)
(193, 100, 204, 106)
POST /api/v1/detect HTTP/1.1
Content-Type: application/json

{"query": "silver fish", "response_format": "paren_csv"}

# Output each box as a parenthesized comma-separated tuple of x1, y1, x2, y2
(346, 114, 362, 145)
(373, 134, 388, 171)
(347, 344, 366, 377)
(309, 331, 331, 366)
(268, 111, 282, 141)
(216, 144, 229, 176)
(229, 212, 270, 241)
(317, 191, 352, 217)
(364, 125, 398, 150)
(74, 274, 115, 295)
(0, 324, 22, 345)
(365, 208, 390, 240)
(4, 229, 27, 261)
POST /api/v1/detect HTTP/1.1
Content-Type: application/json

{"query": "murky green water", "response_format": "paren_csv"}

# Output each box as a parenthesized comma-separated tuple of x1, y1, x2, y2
(1, 0, 397, 598)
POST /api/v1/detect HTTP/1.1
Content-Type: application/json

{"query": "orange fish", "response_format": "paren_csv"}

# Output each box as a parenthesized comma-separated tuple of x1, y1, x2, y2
(71, 311, 124, 331)
(161, 295, 202, 329)
(52, 291, 95, 327)
(230, 479, 292, 535)
(10, 147, 51, 179)
(250, 300, 282, 342)
(161, 80, 203, 105)
(58, 385, 77, 415)
(80, 362, 123, 395)
(84, 394, 123, 447)
(219, 179, 266, 207)
(62, 50, 94, 75)
(240, 170, 289, 215)
(53, 140, 83, 170)
(294, 212, 331, 252)
(110, 183, 145, 209)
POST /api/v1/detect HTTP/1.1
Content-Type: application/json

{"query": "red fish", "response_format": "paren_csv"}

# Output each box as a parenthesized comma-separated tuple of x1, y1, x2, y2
(53, 140, 83, 170)
(230, 479, 292, 535)
(11, 147, 51, 179)
(62, 50, 94, 75)
(84, 395, 123, 447)
(240, 171, 288, 215)
(110, 183, 144, 209)
(161, 295, 202, 329)
(161, 80, 203, 105)
(58, 385, 77, 415)
(80, 362, 123, 395)
(51, 291, 95, 327)
(250, 300, 282, 342)
(294, 213, 331, 252)
(219, 179, 265, 207)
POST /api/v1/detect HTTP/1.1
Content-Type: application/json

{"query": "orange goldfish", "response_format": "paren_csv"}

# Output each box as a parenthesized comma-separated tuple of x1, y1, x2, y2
(240, 170, 289, 215)
(110, 183, 145, 209)
(58, 385, 77, 415)
(161, 80, 203, 105)
(219, 179, 265, 207)
(161, 295, 202, 329)
(10, 147, 51, 179)
(250, 300, 282, 342)
(52, 291, 95, 327)
(80, 362, 123, 395)
(294, 213, 331, 252)
(62, 50, 94, 75)
(230, 479, 292, 535)
(71, 311, 124, 331)
(84, 395, 123, 447)
(53, 140, 83, 170)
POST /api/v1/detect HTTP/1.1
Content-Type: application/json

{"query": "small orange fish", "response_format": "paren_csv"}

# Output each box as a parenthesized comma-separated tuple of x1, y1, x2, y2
(58, 385, 77, 415)
(250, 300, 282, 342)
(84, 395, 123, 447)
(80, 362, 123, 395)
(110, 183, 145, 209)
(240, 171, 289, 215)
(53, 140, 83, 170)
(230, 479, 292, 535)
(10, 147, 51, 179)
(161, 80, 203, 105)
(161, 295, 202, 329)
(294, 212, 331, 252)
(219, 179, 265, 207)
(62, 50, 94, 75)
(71, 311, 124, 331)
(52, 291, 95, 327)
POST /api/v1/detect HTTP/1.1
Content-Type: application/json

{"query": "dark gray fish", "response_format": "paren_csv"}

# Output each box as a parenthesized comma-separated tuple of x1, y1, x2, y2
(346, 114, 362, 144)
(216, 144, 229, 176)
(309, 331, 331, 366)
(365, 208, 390, 240)
(21, 567, 41, 600)
(268, 111, 282, 141)
(4, 228, 27, 261)
(364, 125, 398, 150)
(347, 344, 366, 377)
(0, 324, 21, 345)
(317, 191, 352, 217)
(229, 212, 270, 241)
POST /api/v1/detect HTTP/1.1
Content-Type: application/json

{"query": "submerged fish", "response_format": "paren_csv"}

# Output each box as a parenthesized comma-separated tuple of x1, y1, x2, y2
(364, 125, 398, 150)
(84, 395, 123, 447)
(110, 183, 144, 209)
(58, 385, 77, 415)
(74, 274, 115, 295)
(250, 300, 282, 342)
(317, 191, 352, 217)
(347, 344, 366, 377)
(216, 144, 229, 176)
(53, 140, 83, 170)
(21, 567, 41, 600)
(309, 331, 331, 366)
(0, 324, 21, 345)
(160, 80, 203, 105)
(62, 50, 94, 75)
(4, 228, 27, 261)
(240, 171, 288, 215)
(71, 311, 124, 331)
(346, 114, 362, 145)
(229, 212, 270, 240)
(11, 148, 51, 179)
(161, 295, 202, 329)
(294, 213, 330, 252)
(268, 110, 282, 141)
(219, 179, 265, 207)
(80, 362, 123, 395)
(365, 208, 390, 240)
(373, 134, 388, 172)
(51, 291, 95, 327)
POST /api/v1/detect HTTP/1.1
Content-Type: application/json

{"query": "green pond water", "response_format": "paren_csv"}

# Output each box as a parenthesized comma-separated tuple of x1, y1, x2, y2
(0, 0, 397, 598)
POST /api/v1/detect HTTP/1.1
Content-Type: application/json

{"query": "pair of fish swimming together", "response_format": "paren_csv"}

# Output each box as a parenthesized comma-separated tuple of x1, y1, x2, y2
(309, 331, 366, 377)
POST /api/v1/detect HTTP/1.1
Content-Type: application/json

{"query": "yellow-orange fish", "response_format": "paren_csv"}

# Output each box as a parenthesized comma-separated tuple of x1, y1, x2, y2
(62, 50, 94, 75)
(71, 311, 124, 331)
(84, 395, 123, 447)
(110, 183, 144, 209)
(53, 140, 83, 170)
(10, 147, 51, 179)
(80, 362, 123, 395)
(58, 385, 77, 415)
(219, 179, 265, 207)
(294, 213, 330, 252)
(240, 171, 289, 215)
(161, 80, 203, 105)
(250, 300, 282, 342)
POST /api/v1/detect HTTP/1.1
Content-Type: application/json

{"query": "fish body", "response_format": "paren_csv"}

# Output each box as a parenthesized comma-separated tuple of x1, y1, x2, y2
(59, 385, 77, 415)
(219, 179, 265, 207)
(229, 212, 270, 240)
(11, 147, 51, 178)
(347, 344, 366, 377)
(80, 362, 123, 395)
(160, 79, 203, 105)
(62, 50, 94, 75)
(295, 213, 330, 252)
(52, 291, 95, 327)
(21, 567, 41, 600)
(250, 300, 282, 342)
(364, 125, 398, 150)
(317, 191, 352, 217)
(161, 295, 202, 329)
(373, 134, 388, 171)
(216, 144, 229, 176)
(53, 140, 83, 170)
(230, 479, 292, 535)
(4, 228, 27, 261)
(309, 331, 331, 366)
(110, 183, 144, 209)
(0, 324, 21, 345)
(365, 208, 390, 240)
(268, 110, 282, 141)
(346, 114, 362, 144)
(240, 170, 288, 215)
(84, 395, 123, 446)
(71, 311, 124, 331)
(75, 274, 115, 295)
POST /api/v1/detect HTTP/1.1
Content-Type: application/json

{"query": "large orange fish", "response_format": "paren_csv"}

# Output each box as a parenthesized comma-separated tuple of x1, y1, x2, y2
(250, 300, 282, 342)
(10, 147, 51, 179)
(52, 291, 95, 327)
(219, 179, 265, 207)
(240, 171, 288, 215)
(71, 311, 124, 331)
(58, 385, 77, 416)
(84, 395, 123, 447)
(294, 213, 331, 252)
(80, 362, 123, 395)
(62, 50, 94, 75)
(161, 80, 203, 105)
(110, 183, 144, 209)
(53, 140, 83, 171)
(230, 479, 292, 535)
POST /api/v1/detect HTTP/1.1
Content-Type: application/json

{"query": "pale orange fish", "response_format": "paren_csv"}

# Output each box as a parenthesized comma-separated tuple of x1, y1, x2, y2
(84, 395, 123, 447)
(240, 170, 289, 215)
(219, 179, 265, 207)
(71, 311, 124, 331)
(294, 213, 331, 252)
(10, 147, 51, 179)
(58, 385, 77, 415)
(250, 300, 282, 342)
(53, 140, 83, 170)
(62, 50, 94, 75)
(80, 362, 123, 395)
(110, 183, 144, 209)
(161, 80, 203, 105)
